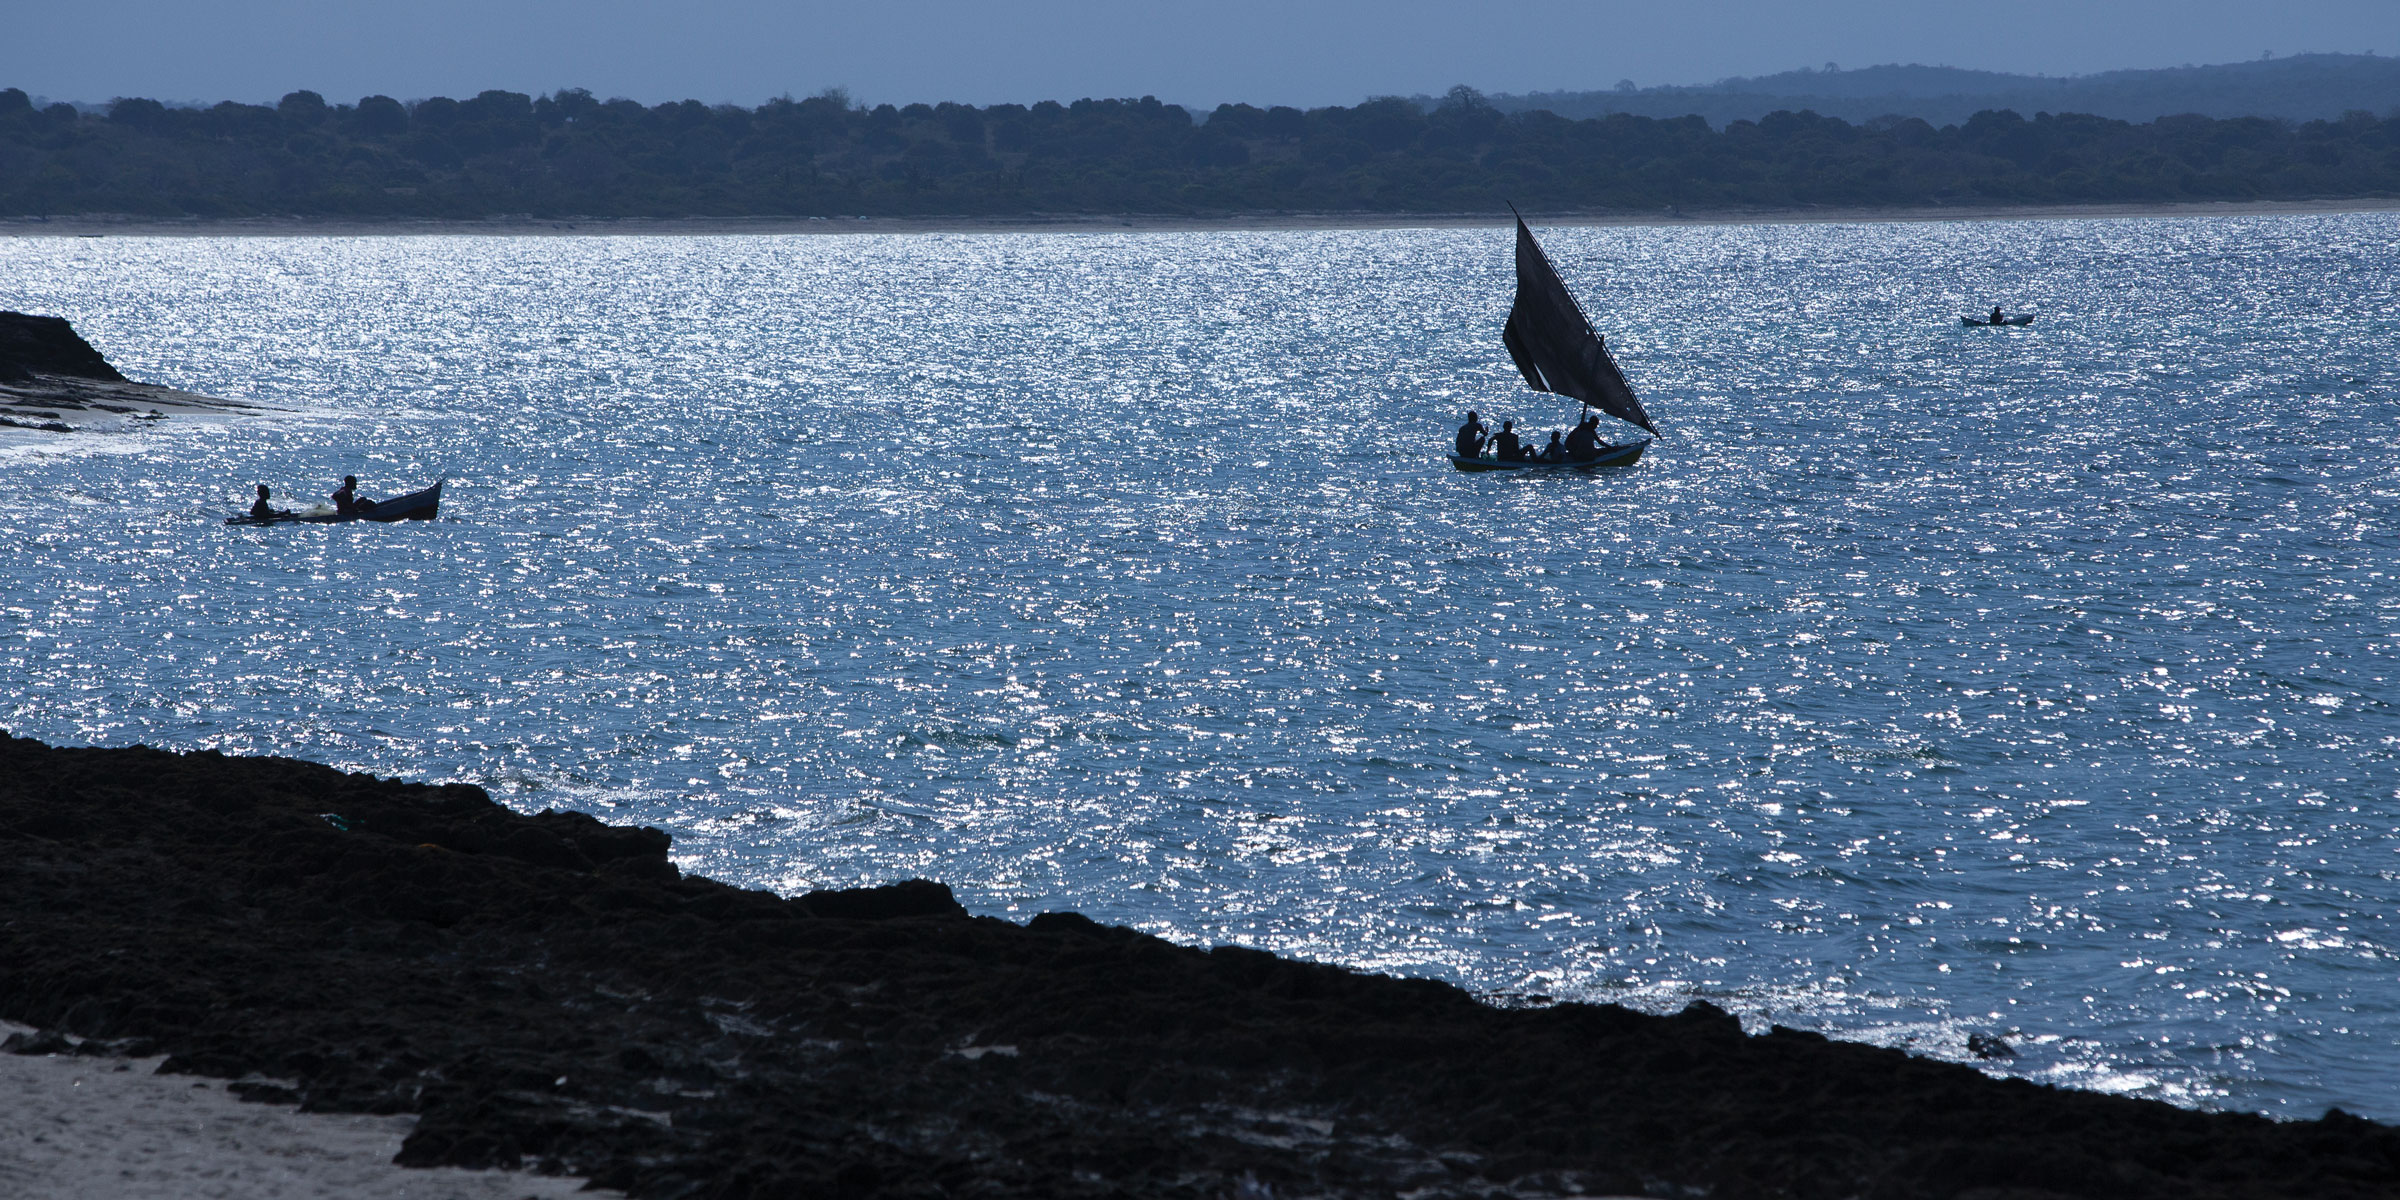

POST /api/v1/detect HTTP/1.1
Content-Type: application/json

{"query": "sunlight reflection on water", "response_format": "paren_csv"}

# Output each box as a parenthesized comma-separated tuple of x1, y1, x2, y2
(2, 214, 2396, 1118)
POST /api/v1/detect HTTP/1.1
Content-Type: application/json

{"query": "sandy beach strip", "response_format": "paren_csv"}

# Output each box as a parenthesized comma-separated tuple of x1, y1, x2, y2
(0, 1023, 615, 1200)
(3, 196, 2395, 239)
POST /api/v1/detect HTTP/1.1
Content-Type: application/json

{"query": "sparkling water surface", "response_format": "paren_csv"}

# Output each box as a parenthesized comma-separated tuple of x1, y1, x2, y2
(3, 215, 2396, 1119)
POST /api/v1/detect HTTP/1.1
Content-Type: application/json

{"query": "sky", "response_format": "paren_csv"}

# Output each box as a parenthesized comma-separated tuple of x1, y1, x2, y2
(10, 0, 2399, 112)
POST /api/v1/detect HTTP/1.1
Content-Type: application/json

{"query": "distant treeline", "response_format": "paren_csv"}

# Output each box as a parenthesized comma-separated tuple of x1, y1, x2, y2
(1, 84, 2395, 219)
(1469, 53, 2400, 129)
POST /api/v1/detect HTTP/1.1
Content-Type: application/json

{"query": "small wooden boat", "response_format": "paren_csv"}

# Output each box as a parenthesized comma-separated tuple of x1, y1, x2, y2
(1451, 438, 1651, 472)
(225, 480, 443, 526)
(1962, 314, 2035, 326)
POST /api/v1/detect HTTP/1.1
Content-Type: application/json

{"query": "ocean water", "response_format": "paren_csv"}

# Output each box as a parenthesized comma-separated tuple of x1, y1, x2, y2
(2, 214, 2395, 1120)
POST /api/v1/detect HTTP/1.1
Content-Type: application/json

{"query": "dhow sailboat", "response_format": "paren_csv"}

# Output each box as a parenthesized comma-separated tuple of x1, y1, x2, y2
(1451, 213, 1658, 471)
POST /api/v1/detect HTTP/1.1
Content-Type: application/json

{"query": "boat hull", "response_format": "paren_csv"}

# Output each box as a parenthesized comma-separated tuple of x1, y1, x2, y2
(225, 480, 443, 526)
(1450, 439, 1650, 472)
(332, 480, 442, 522)
(1962, 315, 2035, 326)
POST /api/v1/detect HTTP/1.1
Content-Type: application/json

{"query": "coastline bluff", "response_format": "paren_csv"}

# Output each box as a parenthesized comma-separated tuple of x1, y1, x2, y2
(0, 310, 262, 434)
(1, 732, 2392, 1199)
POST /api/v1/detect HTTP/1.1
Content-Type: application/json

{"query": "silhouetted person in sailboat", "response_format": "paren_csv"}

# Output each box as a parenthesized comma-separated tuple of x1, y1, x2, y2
(1541, 431, 1565, 461)
(1990, 305, 2006, 325)
(1493, 419, 1523, 461)
(1565, 413, 1601, 460)
(1455, 411, 1488, 458)
(250, 484, 278, 520)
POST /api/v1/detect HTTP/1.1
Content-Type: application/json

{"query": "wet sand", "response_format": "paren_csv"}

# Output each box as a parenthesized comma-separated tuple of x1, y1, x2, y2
(4, 197, 2395, 238)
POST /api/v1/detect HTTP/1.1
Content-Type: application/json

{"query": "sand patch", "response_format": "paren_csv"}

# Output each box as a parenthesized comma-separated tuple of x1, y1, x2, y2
(0, 1023, 613, 1200)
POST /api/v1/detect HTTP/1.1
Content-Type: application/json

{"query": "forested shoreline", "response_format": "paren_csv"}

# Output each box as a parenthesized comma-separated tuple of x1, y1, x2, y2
(1475, 54, 2400, 129)
(2, 85, 2395, 220)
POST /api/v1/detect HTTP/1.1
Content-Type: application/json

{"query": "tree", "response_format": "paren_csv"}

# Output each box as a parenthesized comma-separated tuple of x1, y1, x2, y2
(108, 97, 169, 130)
(354, 95, 407, 137)
(278, 91, 329, 122)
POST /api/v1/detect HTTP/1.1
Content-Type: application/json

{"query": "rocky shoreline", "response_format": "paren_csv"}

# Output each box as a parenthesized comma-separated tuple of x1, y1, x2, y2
(0, 310, 264, 438)
(2, 732, 2393, 1199)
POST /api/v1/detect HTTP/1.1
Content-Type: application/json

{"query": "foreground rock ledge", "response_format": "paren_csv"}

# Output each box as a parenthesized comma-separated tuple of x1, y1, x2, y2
(0, 733, 2391, 1200)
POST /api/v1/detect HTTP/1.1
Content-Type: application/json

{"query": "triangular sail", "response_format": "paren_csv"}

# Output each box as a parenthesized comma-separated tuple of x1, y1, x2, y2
(1501, 215, 1657, 435)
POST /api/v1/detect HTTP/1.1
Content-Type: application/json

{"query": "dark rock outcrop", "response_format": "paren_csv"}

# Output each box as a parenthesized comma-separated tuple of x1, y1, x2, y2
(0, 314, 259, 434)
(1, 731, 2394, 1199)
(0, 312, 127, 383)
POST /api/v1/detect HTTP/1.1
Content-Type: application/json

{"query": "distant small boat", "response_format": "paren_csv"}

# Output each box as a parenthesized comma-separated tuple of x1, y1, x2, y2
(1450, 439, 1651, 472)
(1963, 314, 2035, 326)
(225, 480, 443, 526)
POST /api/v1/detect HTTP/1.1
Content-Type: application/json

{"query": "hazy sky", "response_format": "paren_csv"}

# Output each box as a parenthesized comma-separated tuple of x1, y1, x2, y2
(12, 0, 2398, 111)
